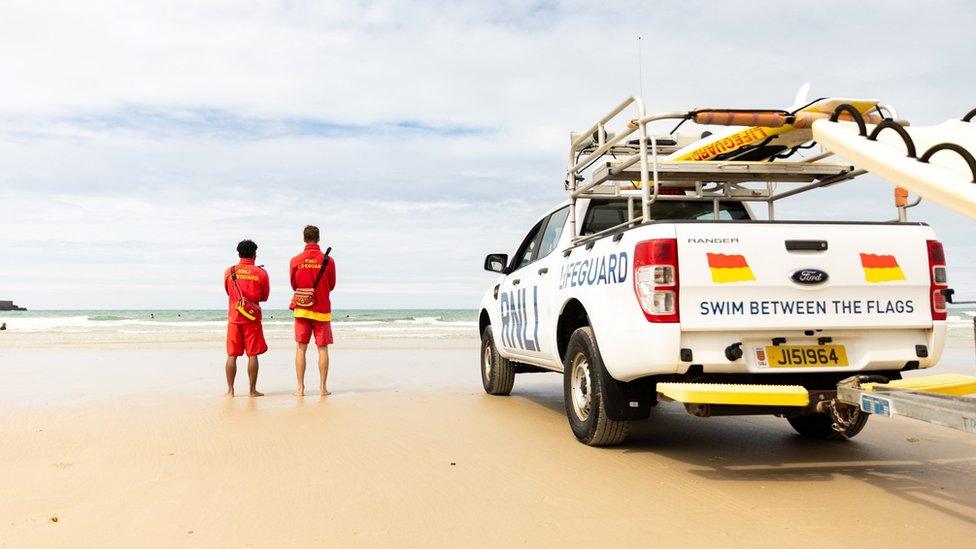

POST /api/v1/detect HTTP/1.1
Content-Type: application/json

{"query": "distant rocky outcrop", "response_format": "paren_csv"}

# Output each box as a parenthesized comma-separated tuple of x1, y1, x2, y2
(0, 300, 26, 311)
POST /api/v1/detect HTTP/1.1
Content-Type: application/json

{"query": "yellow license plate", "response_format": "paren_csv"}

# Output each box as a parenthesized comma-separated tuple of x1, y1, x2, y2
(759, 345, 849, 368)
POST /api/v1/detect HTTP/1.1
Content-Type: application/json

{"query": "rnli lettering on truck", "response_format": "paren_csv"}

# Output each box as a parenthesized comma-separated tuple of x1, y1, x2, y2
(500, 286, 540, 351)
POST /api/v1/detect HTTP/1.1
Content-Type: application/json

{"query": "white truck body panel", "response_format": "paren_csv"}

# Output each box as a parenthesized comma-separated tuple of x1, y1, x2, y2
(676, 223, 933, 331)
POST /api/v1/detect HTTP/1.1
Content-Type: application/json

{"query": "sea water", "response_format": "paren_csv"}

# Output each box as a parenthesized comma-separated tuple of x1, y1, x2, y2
(1, 307, 973, 343)
(0, 309, 479, 340)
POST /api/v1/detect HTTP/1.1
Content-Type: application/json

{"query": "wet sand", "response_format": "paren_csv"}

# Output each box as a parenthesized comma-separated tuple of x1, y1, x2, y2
(1, 337, 975, 547)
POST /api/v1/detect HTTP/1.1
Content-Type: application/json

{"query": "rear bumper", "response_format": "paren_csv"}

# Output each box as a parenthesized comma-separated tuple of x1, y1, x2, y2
(601, 322, 945, 382)
(682, 325, 945, 374)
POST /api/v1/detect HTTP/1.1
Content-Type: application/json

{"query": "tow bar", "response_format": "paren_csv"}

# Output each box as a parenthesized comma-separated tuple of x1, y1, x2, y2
(830, 374, 976, 434)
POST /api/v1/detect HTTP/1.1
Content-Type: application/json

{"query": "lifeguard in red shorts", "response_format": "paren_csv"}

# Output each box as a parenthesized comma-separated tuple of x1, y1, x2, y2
(224, 239, 270, 397)
(289, 225, 337, 396)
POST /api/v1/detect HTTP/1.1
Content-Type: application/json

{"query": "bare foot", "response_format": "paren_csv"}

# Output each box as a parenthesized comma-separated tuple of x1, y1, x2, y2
(225, 390, 235, 398)
(320, 388, 331, 396)
(249, 390, 264, 397)
(294, 387, 305, 397)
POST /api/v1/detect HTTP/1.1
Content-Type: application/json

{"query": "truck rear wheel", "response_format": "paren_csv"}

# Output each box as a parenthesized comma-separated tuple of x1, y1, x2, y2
(563, 327, 629, 446)
(787, 412, 869, 440)
(481, 325, 515, 396)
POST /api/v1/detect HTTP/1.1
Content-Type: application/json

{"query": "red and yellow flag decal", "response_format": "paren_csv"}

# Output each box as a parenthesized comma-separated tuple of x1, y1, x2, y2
(707, 253, 756, 283)
(860, 253, 906, 283)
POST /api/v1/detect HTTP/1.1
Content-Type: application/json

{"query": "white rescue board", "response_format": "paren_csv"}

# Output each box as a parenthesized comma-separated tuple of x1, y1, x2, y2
(812, 118, 976, 218)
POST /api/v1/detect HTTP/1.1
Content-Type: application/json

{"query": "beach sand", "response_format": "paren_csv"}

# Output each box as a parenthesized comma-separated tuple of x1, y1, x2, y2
(2, 337, 976, 547)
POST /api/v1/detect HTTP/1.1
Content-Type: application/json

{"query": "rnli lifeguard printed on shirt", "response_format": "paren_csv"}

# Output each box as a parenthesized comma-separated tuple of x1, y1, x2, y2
(298, 257, 323, 271)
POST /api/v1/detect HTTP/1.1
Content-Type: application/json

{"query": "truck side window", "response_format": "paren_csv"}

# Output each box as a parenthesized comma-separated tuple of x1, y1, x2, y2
(537, 206, 570, 259)
(692, 208, 739, 221)
(511, 220, 545, 271)
(581, 201, 630, 234)
(582, 199, 750, 234)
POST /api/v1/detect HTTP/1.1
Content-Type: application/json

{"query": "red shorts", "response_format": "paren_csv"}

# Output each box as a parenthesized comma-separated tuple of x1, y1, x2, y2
(295, 318, 334, 346)
(226, 322, 268, 357)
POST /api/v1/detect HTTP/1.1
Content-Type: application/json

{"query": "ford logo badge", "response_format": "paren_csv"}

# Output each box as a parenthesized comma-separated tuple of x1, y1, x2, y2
(792, 268, 829, 285)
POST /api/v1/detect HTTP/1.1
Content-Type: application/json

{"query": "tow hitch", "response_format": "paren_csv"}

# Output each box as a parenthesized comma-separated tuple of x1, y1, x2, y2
(830, 374, 976, 434)
(817, 376, 887, 438)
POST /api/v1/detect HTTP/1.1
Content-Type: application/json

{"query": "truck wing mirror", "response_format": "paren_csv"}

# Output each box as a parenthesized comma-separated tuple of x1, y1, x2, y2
(484, 253, 508, 273)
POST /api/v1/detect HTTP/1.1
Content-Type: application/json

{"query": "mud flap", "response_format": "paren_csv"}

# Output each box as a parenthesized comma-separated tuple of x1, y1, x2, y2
(601, 365, 655, 421)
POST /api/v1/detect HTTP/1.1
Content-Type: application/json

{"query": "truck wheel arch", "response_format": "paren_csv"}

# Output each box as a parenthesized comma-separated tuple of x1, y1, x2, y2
(557, 299, 590, 362)
(479, 309, 491, 334)
(558, 299, 656, 422)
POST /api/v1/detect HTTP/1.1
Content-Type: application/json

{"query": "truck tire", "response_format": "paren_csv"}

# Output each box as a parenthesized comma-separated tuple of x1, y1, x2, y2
(787, 412, 869, 440)
(481, 325, 515, 396)
(563, 327, 629, 446)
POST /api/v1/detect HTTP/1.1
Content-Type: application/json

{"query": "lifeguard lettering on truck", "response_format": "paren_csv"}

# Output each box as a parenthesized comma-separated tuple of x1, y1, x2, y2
(477, 197, 949, 446)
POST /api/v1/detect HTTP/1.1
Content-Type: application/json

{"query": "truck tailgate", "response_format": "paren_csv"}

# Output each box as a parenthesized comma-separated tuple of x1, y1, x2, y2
(676, 223, 934, 331)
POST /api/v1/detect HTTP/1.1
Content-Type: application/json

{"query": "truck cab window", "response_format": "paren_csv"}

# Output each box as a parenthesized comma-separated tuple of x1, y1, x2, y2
(581, 199, 750, 234)
(510, 206, 571, 271)
(511, 220, 545, 270)
(537, 206, 570, 259)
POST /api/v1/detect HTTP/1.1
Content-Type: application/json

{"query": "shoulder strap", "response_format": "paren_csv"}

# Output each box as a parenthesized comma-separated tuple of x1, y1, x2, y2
(229, 266, 245, 300)
(312, 247, 332, 289)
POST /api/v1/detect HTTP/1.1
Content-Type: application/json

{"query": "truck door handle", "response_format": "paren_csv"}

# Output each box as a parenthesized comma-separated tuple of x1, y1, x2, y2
(785, 240, 828, 251)
(538, 267, 549, 275)
(512, 279, 521, 286)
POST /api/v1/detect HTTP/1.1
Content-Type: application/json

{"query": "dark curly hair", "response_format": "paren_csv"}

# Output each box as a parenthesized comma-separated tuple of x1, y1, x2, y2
(236, 239, 258, 259)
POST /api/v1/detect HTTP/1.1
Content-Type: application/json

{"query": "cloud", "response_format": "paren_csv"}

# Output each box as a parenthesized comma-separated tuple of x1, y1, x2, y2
(2, 107, 491, 141)
(0, 0, 974, 308)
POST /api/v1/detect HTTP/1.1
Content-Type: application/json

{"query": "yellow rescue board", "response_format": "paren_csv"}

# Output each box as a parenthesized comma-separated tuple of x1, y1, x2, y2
(865, 374, 976, 397)
(657, 382, 809, 407)
(668, 98, 879, 162)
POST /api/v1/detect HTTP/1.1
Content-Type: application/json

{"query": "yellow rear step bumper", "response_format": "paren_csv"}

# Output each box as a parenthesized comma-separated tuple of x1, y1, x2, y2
(656, 382, 809, 407)
(656, 374, 976, 409)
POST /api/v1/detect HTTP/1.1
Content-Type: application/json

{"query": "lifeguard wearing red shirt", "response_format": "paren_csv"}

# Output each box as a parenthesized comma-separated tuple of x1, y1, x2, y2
(223, 239, 270, 398)
(225, 258, 270, 357)
(289, 243, 337, 323)
(289, 225, 336, 397)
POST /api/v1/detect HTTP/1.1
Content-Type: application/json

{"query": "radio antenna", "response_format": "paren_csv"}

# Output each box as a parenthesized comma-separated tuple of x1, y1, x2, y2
(637, 35, 645, 104)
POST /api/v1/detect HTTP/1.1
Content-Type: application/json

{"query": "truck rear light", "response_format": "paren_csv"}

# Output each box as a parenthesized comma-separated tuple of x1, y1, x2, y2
(634, 239, 679, 323)
(926, 240, 948, 321)
(653, 265, 675, 285)
(651, 290, 676, 314)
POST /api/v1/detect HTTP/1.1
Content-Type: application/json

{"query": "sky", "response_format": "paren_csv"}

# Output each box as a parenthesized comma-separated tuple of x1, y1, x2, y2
(1, 0, 974, 310)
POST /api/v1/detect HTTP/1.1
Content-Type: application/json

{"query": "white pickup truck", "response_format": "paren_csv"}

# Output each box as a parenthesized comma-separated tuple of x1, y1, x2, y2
(477, 97, 951, 446)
